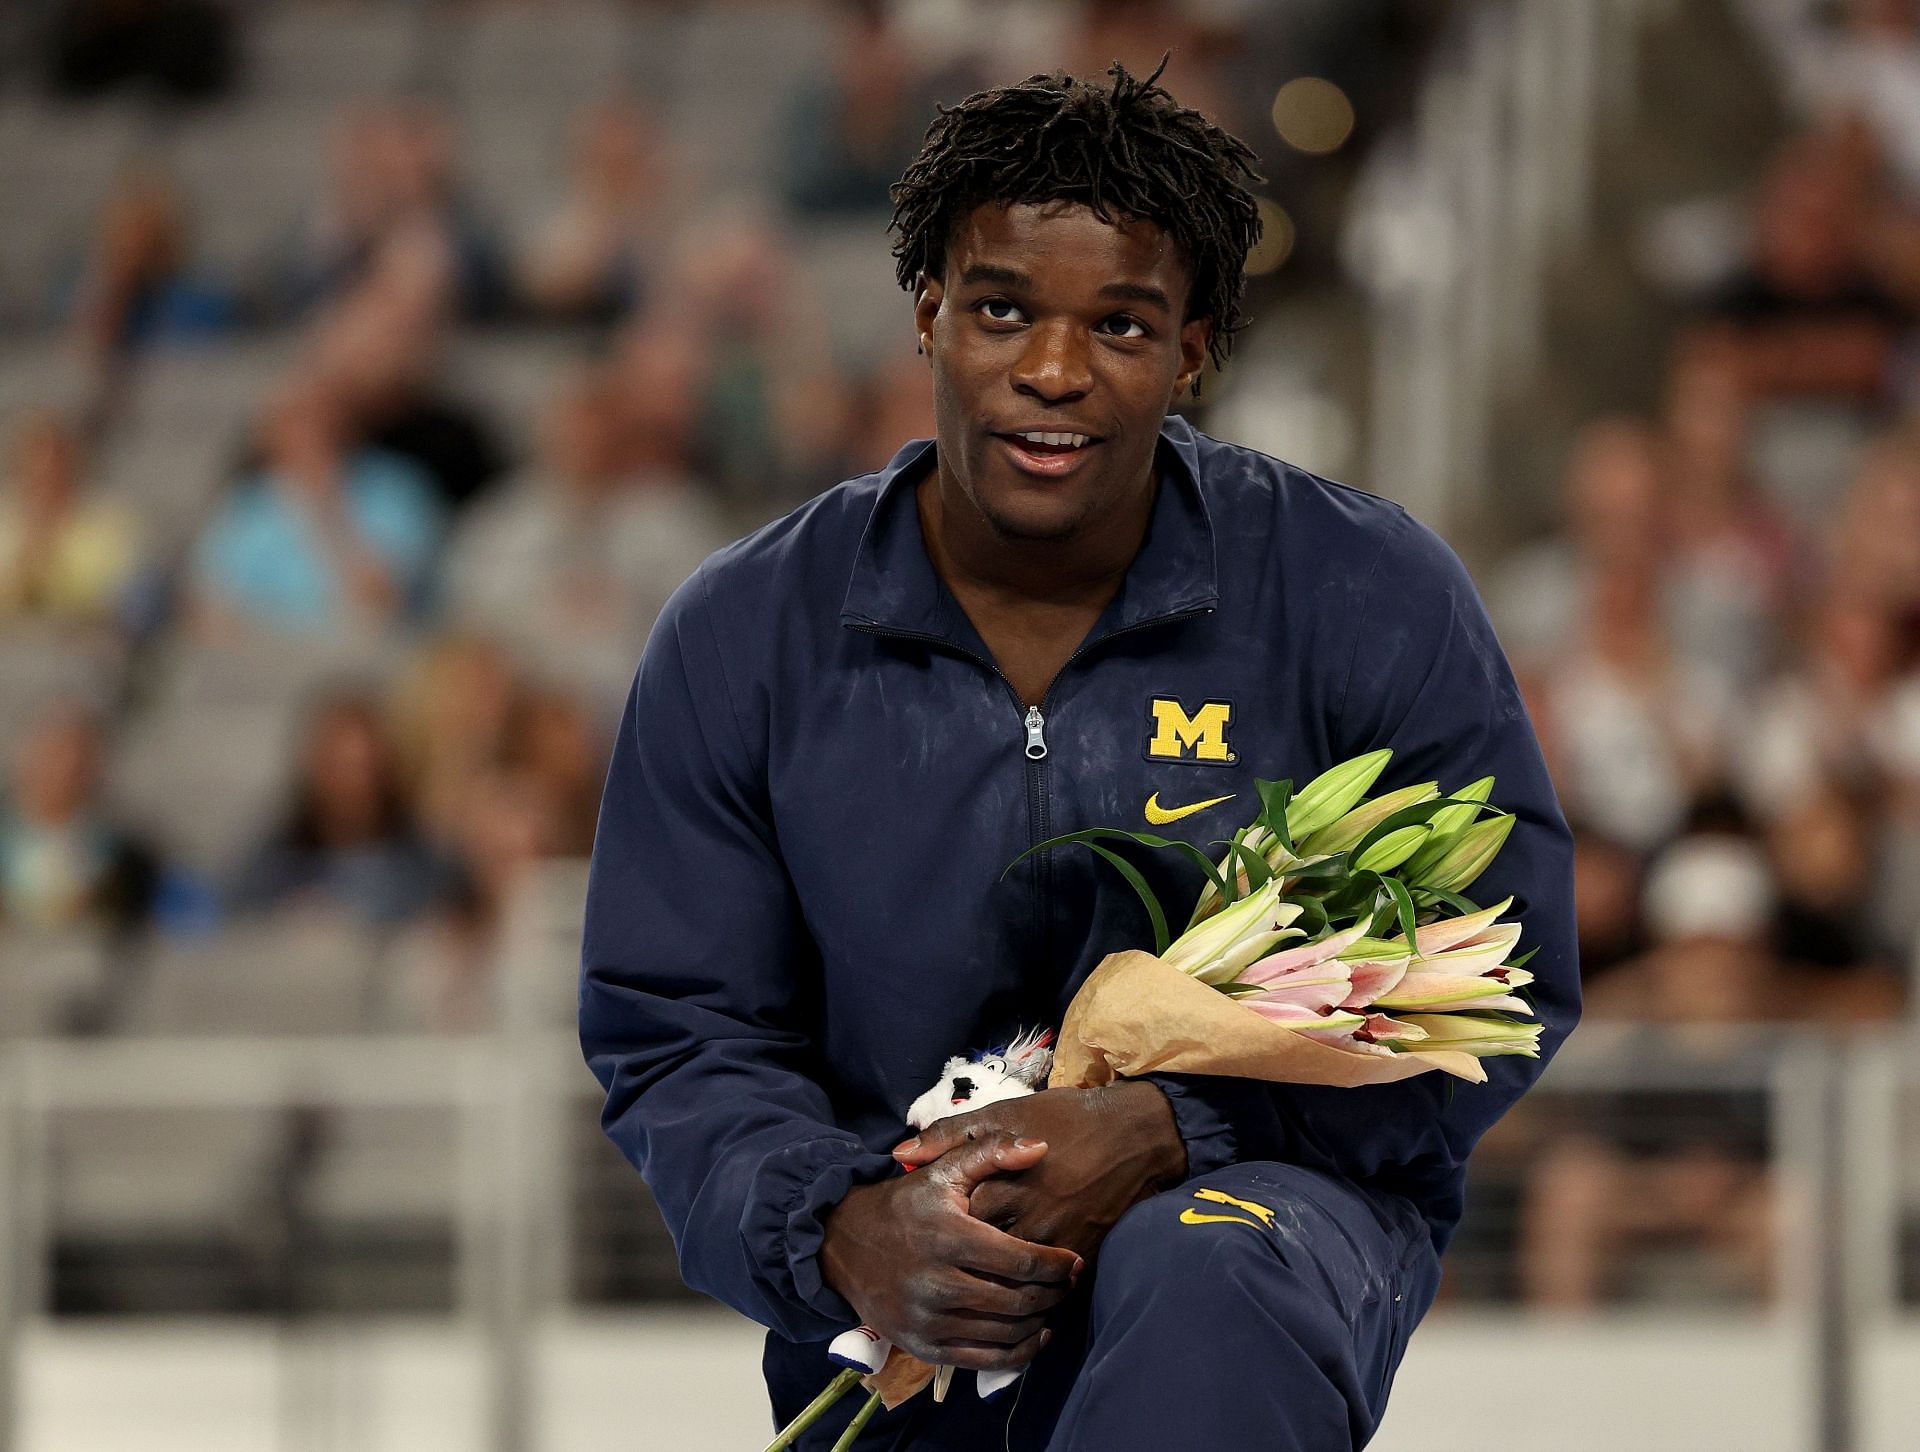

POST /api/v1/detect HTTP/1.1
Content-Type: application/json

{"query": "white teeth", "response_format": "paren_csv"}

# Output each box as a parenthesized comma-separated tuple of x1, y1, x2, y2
(1015, 431, 1090, 448)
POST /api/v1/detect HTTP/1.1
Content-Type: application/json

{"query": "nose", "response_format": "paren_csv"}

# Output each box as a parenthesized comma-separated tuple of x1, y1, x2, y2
(1011, 318, 1092, 403)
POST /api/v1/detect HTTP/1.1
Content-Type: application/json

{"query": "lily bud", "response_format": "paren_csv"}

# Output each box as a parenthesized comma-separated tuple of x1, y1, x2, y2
(1411, 812, 1515, 893)
(1351, 823, 1431, 875)
(1285, 749, 1394, 840)
(1400, 776, 1494, 879)
(1396, 1013, 1543, 1057)
(1299, 782, 1439, 856)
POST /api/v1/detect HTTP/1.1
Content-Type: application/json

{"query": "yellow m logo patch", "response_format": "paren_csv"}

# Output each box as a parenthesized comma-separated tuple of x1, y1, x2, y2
(1146, 697, 1235, 765)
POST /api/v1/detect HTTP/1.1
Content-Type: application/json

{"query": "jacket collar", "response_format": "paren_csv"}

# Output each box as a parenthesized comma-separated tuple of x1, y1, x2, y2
(839, 414, 1220, 651)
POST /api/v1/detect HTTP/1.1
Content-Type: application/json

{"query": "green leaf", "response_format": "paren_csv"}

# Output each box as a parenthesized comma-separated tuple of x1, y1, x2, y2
(1281, 894, 1328, 939)
(1002, 827, 1231, 903)
(1414, 886, 1482, 917)
(1506, 945, 1539, 970)
(1254, 777, 1296, 855)
(1085, 842, 1170, 955)
(1212, 831, 1275, 905)
(1219, 825, 1250, 905)
(1383, 876, 1420, 948)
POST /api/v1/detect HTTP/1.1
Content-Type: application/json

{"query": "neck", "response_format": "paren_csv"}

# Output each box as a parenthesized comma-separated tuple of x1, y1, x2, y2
(917, 455, 1157, 608)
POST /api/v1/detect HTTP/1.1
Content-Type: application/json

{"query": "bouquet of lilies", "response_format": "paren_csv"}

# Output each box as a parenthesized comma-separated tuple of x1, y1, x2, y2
(1031, 748, 1543, 1090)
(761, 749, 1540, 1449)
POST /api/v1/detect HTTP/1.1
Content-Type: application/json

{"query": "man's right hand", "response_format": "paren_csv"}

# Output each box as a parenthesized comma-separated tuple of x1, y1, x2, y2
(818, 1132, 1083, 1371)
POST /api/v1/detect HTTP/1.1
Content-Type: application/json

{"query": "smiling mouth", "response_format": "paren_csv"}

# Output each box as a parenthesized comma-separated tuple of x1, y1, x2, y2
(993, 430, 1104, 478)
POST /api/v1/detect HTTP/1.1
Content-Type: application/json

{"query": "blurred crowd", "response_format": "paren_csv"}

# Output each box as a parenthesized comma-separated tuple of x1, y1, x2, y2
(3, 0, 1390, 1036)
(1473, 0, 1920, 1313)
(5, 0, 1918, 1314)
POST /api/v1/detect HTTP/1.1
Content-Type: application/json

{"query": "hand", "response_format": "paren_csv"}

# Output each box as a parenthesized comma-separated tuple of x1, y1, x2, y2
(819, 1132, 1082, 1371)
(891, 1082, 1188, 1265)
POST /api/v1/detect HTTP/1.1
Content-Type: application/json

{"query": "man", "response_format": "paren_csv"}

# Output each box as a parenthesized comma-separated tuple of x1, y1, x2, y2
(580, 61, 1578, 1450)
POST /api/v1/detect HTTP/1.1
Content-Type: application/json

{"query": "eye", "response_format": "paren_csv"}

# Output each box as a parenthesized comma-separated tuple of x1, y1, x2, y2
(977, 297, 1026, 325)
(1100, 314, 1150, 339)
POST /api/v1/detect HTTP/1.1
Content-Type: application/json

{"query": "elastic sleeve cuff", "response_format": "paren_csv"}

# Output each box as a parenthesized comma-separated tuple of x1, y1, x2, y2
(1138, 1072, 1240, 1180)
(747, 1139, 901, 1336)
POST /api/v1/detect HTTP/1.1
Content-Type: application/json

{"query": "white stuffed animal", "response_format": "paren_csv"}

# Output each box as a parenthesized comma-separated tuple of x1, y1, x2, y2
(905, 1026, 1055, 1131)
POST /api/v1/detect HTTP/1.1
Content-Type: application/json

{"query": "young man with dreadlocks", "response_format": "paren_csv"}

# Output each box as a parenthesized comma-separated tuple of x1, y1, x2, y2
(581, 60, 1577, 1449)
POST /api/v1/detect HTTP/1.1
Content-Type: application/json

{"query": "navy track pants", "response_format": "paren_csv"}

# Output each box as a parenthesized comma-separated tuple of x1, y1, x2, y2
(761, 1162, 1443, 1450)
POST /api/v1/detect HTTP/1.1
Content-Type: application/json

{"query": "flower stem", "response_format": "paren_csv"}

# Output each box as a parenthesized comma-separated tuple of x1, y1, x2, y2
(761, 1367, 860, 1452)
(828, 1388, 885, 1451)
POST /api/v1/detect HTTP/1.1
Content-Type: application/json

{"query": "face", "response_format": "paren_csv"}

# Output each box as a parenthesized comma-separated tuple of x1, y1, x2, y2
(914, 201, 1210, 543)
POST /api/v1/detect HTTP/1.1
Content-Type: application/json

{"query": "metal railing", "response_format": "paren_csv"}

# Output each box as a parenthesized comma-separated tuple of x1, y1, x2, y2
(0, 887, 1915, 1450)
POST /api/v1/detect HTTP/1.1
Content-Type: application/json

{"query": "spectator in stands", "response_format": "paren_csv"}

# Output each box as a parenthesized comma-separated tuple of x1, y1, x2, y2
(630, 219, 848, 510)
(1765, 776, 1907, 1013)
(1660, 336, 1801, 693)
(780, 0, 933, 216)
(1736, 582, 1920, 818)
(505, 685, 607, 857)
(64, 168, 235, 372)
(520, 98, 669, 325)
(0, 411, 142, 631)
(0, 701, 156, 938)
(1570, 823, 1645, 982)
(43, 0, 236, 103)
(835, 350, 937, 476)
(1492, 420, 1729, 849)
(275, 100, 505, 322)
(186, 377, 446, 641)
(1519, 835, 1785, 1310)
(225, 689, 449, 928)
(1696, 129, 1910, 401)
(441, 371, 729, 709)
(308, 242, 507, 512)
(390, 632, 523, 851)
(383, 767, 556, 1034)
(1828, 428, 1920, 614)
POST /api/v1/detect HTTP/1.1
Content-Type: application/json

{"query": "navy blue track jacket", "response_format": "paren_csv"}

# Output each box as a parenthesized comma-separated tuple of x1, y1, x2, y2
(579, 415, 1580, 1346)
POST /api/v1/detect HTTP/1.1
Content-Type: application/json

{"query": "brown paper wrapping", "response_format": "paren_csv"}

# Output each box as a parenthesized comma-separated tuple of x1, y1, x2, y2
(863, 1346, 937, 1409)
(1046, 949, 1487, 1090)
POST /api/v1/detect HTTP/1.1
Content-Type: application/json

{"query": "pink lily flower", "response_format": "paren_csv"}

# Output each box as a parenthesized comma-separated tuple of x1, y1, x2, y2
(1235, 920, 1371, 986)
(1338, 956, 1411, 1009)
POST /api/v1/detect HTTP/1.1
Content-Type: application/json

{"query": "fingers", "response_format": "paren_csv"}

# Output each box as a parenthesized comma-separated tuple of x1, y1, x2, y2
(934, 1268, 1070, 1320)
(934, 1213, 1080, 1285)
(968, 1177, 1019, 1230)
(925, 1325, 1052, 1373)
(925, 1131, 1047, 1199)
(894, 1107, 1006, 1167)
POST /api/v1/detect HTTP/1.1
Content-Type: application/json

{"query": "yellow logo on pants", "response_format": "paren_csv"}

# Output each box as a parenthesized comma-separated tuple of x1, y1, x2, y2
(1177, 1187, 1276, 1231)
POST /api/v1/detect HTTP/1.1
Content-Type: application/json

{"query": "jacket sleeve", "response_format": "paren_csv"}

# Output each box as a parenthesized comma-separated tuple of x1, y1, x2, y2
(1142, 508, 1581, 1241)
(579, 572, 897, 1341)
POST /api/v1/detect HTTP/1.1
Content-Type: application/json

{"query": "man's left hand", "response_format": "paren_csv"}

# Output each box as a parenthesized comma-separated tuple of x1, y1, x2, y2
(891, 1082, 1190, 1263)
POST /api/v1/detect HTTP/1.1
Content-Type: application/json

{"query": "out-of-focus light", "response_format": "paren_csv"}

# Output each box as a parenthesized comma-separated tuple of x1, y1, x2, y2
(1271, 77, 1354, 155)
(1246, 199, 1295, 275)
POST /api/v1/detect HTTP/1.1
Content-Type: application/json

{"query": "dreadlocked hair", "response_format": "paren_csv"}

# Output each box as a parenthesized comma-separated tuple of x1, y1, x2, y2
(888, 56, 1264, 391)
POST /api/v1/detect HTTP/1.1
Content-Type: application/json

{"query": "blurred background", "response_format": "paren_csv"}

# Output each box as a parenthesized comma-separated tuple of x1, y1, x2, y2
(0, 0, 1916, 1447)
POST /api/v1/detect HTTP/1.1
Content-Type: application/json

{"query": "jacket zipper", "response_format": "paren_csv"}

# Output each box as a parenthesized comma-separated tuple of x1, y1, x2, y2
(849, 604, 1216, 961)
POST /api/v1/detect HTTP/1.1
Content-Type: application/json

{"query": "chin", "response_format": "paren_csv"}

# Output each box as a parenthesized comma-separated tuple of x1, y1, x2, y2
(971, 472, 1101, 543)
(980, 499, 1087, 543)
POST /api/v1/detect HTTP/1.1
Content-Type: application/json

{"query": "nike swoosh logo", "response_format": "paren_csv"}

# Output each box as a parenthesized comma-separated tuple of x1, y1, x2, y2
(1144, 791, 1236, 826)
(1178, 1208, 1266, 1230)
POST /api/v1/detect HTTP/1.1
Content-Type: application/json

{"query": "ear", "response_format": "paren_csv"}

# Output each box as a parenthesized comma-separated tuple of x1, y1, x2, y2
(912, 271, 943, 357)
(1173, 315, 1212, 400)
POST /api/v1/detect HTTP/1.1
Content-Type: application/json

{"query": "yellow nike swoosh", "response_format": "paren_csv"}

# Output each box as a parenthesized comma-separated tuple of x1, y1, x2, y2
(1144, 791, 1235, 826)
(1179, 1207, 1266, 1230)
(1192, 1187, 1277, 1226)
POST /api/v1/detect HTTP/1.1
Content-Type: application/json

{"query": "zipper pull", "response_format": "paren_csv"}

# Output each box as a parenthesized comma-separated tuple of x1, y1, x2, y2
(1023, 705, 1049, 761)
